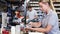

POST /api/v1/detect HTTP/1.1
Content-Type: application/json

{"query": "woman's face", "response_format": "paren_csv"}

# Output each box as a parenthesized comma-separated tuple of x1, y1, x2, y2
(39, 2, 48, 12)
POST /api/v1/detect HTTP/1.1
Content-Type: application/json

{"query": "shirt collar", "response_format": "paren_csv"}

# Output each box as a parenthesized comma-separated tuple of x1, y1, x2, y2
(43, 9, 53, 18)
(47, 9, 53, 16)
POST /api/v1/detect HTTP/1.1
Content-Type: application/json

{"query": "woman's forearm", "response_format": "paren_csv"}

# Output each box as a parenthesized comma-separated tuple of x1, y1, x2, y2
(29, 28, 47, 33)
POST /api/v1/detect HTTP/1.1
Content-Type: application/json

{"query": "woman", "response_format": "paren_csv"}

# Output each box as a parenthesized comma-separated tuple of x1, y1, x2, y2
(25, 0, 60, 34)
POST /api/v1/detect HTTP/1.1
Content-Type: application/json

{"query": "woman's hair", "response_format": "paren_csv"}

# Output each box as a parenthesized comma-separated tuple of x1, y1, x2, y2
(39, 0, 53, 9)
(39, 0, 51, 6)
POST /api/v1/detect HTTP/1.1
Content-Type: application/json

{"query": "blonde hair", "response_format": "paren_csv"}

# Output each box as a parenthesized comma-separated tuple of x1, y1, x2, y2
(39, 0, 55, 11)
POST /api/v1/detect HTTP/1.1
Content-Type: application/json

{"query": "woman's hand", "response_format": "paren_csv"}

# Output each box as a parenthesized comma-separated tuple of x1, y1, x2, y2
(29, 22, 41, 28)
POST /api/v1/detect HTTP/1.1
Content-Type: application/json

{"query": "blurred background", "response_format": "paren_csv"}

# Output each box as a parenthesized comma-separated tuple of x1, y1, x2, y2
(0, 0, 60, 34)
